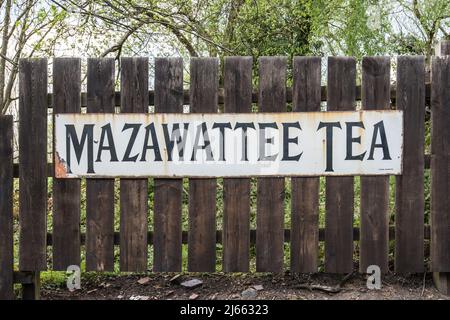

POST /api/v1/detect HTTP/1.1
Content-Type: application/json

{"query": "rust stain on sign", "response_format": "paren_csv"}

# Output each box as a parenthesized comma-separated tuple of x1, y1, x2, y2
(54, 151, 68, 178)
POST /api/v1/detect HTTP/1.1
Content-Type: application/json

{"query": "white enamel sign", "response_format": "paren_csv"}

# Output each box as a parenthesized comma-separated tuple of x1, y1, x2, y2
(54, 111, 403, 178)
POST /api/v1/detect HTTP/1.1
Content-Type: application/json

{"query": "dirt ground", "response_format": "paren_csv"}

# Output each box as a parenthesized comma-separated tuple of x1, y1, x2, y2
(41, 272, 449, 300)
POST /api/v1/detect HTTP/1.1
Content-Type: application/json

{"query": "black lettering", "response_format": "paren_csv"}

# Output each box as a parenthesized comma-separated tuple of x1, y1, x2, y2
(96, 123, 118, 162)
(191, 122, 214, 161)
(65, 124, 94, 174)
(317, 121, 342, 172)
(258, 122, 278, 161)
(162, 123, 189, 161)
(234, 122, 255, 161)
(345, 121, 366, 161)
(212, 122, 232, 161)
(141, 123, 162, 161)
(282, 122, 302, 161)
(368, 121, 391, 160)
(122, 123, 141, 162)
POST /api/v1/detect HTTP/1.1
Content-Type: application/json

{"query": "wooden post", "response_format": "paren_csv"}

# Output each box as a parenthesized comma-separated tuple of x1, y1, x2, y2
(256, 57, 286, 272)
(19, 58, 48, 299)
(359, 57, 390, 273)
(188, 58, 218, 272)
(325, 57, 356, 273)
(432, 40, 450, 295)
(52, 58, 82, 270)
(0, 116, 14, 299)
(119, 57, 149, 272)
(85, 58, 115, 271)
(21, 272, 40, 300)
(153, 58, 184, 272)
(290, 57, 321, 273)
(395, 56, 425, 273)
(222, 57, 252, 272)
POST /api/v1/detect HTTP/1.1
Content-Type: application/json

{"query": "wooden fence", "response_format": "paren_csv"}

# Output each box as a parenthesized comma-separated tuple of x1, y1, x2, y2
(0, 40, 449, 299)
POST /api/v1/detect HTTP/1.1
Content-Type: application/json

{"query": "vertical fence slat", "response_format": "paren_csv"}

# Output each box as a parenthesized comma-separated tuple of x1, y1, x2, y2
(188, 58, 218, 272)
(52, 58, 81, 271)
(430, 56, 450, 272)
(432, 40, 450, 295)
(86, 58, 115, 271)
(290, 57, 321, 273)
(395, 56, 425, 273)
(359, 57, 390, 273)
(436, 40, 450, 56)
(153, 58, 184, 272)
(222, 57, 252, 272)
(119, 57, 149, 272)
(19, 58, 48, 271)
(256, 57, 286, 272)
(325, 57, 355, 273)
(0, 116, 14, 299)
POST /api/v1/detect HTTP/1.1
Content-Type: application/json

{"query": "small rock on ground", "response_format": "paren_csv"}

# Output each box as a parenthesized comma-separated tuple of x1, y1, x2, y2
(241, 288, 258, 299)
(181, 278, 203, 289)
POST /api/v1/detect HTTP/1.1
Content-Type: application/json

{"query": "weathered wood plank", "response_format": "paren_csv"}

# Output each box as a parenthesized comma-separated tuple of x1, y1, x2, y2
(85, 58, 115, 271)
(291, 57, 321, 273)
(432, 39, 450, 295)
(119, 57, 149, 272)
(46, 83, 435, 108)
(19, 58, 48, 271)
(435, 40, 450, 57)
(52, 58, 81, 271)
(0, 116, 14, 299)
(222, 57, 252, 272)
(430, 56, 450, 272)
(188, 58, 218, 272)
(325, 57, 355, 273)
(395, 56, 425, 273)
(153, 58, 184, 272)
(395, 56, 426, 273)
(44, 224, 433, 247)
(359, 57, 390, 274)
(256, 57, 286, 272)
(21, 272, 40, 300)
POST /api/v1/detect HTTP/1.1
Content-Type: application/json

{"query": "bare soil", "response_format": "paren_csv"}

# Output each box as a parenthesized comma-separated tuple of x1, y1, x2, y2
(41, 272, 449, 300)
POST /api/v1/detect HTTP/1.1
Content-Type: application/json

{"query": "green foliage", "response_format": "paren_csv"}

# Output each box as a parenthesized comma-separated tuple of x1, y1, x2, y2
(224, 0, 314, 57)
(309, 0, 393, 58)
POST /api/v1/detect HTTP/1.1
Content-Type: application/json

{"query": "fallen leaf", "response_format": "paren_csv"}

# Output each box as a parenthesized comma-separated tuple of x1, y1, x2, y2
(189, 293, 199, 300)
